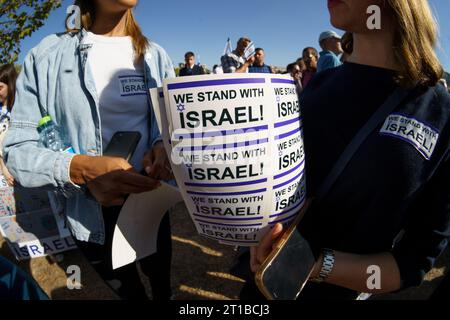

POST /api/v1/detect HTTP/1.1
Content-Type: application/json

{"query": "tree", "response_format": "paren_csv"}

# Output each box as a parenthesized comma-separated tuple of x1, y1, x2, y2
(0, 0, 61, 64)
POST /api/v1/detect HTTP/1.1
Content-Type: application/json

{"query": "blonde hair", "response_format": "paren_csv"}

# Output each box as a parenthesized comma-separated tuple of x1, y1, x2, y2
(342, 0, 443, 88)
(67, 0, 149, 62)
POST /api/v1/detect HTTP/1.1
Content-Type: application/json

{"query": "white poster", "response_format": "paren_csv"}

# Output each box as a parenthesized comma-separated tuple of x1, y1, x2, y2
(152, 73, 306, 246)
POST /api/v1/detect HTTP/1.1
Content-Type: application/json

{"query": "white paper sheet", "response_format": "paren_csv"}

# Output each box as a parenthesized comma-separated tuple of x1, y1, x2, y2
(112, 182, 182, 269)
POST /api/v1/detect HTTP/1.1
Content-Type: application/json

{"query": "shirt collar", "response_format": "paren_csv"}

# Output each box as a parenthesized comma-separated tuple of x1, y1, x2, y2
(320, 50, 339, 58)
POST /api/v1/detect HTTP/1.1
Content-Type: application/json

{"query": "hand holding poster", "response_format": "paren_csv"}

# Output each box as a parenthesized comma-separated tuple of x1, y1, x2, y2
(244, 41, 256, 60)
(152, 74, 306, 246)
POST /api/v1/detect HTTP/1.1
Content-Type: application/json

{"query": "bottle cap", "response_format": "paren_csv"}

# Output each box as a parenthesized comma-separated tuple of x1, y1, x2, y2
(38, 116, 52, 128)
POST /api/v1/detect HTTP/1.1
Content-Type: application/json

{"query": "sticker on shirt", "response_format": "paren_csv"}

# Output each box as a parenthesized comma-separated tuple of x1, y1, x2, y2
(379, 113, 439, 160)
(118, 75, 146, 97)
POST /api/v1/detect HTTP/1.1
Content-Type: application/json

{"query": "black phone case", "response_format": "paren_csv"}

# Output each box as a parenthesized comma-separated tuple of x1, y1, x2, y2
(103, 131, 142, 161)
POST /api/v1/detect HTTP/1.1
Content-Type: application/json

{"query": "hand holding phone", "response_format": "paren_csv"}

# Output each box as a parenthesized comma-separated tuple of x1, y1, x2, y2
(71, 131, 161, 206)
(254, 200, 316, 300)
(103, 131, 142, 161)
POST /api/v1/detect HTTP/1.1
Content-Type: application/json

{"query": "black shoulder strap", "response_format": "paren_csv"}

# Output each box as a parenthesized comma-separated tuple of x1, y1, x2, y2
(315, 87, 410, 201)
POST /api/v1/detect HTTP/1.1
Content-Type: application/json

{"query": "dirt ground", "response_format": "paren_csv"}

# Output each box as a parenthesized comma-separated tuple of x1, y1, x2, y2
(0, 202, 448, 300)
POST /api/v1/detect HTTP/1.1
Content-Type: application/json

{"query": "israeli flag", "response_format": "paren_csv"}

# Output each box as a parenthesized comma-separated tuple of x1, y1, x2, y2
(244, 41, 256, 60)
(223, 38, 233, 55)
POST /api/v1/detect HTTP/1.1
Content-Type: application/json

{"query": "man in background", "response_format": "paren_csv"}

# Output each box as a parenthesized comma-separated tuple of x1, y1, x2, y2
(317, 30, 343, 73)
(248, 48, 273, 74)
(179, 52, 205, 77)
(301, 47, 319, 88)
(286, 62, 302, 96)
(221, 37, 255, 73)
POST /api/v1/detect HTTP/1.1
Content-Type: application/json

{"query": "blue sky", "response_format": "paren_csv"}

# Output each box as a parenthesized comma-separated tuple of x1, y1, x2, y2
(18, 0, 450, 71)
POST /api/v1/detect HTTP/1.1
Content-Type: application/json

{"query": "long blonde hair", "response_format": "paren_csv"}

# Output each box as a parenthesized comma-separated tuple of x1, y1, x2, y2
(66, 0, 149, 62)
(342, 0, 443, 88)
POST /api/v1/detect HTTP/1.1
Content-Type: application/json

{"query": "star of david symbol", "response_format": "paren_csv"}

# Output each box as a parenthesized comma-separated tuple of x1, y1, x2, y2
(177, 104, 185, 112)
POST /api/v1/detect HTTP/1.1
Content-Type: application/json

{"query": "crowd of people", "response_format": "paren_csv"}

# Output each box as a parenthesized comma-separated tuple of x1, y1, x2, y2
(179, 30, 346, 97)
(180, 29, 450, 98)
(0, 0, 449, 301)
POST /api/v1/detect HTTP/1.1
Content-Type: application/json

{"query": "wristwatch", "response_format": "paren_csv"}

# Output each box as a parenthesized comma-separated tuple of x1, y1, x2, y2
(311, 248, 335, 283)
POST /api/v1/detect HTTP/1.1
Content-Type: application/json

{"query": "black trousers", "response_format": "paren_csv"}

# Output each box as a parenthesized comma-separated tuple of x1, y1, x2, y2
(74, 206, 172, 300)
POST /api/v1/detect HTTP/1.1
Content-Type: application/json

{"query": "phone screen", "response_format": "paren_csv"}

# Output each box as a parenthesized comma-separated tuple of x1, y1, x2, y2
(256, 226, 316, 300)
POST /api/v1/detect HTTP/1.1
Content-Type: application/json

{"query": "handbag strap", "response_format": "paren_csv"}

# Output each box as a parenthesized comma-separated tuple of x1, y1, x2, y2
(315, 87, 411, 201)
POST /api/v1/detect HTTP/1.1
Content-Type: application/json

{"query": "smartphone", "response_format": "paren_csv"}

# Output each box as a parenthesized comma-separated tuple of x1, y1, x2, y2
(255, 201, 316, 300)
(103, 131, 141, 162)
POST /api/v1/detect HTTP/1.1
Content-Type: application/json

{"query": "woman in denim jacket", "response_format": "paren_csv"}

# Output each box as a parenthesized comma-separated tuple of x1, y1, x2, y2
(3, 0, 175, 300)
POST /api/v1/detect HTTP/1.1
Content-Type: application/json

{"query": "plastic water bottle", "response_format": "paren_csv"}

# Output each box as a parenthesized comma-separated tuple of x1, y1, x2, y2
(37, 116, 74, 153)
(37, 115, 75, 224)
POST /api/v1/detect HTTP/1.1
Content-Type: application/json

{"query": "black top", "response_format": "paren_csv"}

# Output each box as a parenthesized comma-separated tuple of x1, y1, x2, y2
(297, 62, 450, 297)
(179, 64, 205, 77)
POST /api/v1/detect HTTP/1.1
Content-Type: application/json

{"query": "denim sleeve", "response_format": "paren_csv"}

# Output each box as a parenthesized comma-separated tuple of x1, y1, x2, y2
(2, 51, 81, 196)
(391, 154, 450, 289)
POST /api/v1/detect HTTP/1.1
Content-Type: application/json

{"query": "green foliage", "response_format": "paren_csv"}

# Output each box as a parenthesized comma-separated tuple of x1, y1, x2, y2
(0, 0, 61, 64)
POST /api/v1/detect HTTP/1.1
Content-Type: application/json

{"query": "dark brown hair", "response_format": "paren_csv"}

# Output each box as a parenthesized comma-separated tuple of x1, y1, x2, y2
(0, 64, 18, 110)
(185, 51, 195, 59)
(302, 47, 319, 59)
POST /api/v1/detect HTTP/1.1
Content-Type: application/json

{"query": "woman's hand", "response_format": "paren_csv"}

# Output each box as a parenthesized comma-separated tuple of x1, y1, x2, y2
(251, 201, 313, 272)
(142, 142, 174, 180)
(87, 169, 160, 207)
(3, 169, 14, 186)
(70, 155, 135, 185)
(0, 158, 14, 186)
(70, 155, 160, 206)
(250, 223, 285, 273)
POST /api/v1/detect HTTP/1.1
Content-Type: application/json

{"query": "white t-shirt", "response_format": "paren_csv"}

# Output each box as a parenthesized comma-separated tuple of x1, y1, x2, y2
(84, 32, 149, 170)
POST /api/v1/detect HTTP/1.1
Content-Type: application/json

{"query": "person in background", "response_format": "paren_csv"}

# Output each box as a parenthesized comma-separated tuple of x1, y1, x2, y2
(221, 37, 255, 73)
(286, 62, 303, 96)
(248, 48, 273, 74)
(212, 64, 224, 74)
(179, 51, 205, 77)
(0, 64, 17, 186)
(296, 57, 307, 74)
(3, 0, 174, 300)
(317, 30, 343, 73)
(301, 47, 319, 88)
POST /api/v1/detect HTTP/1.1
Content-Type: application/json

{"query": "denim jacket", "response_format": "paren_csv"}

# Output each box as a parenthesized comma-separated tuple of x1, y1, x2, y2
(3, 29, 175, 244)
